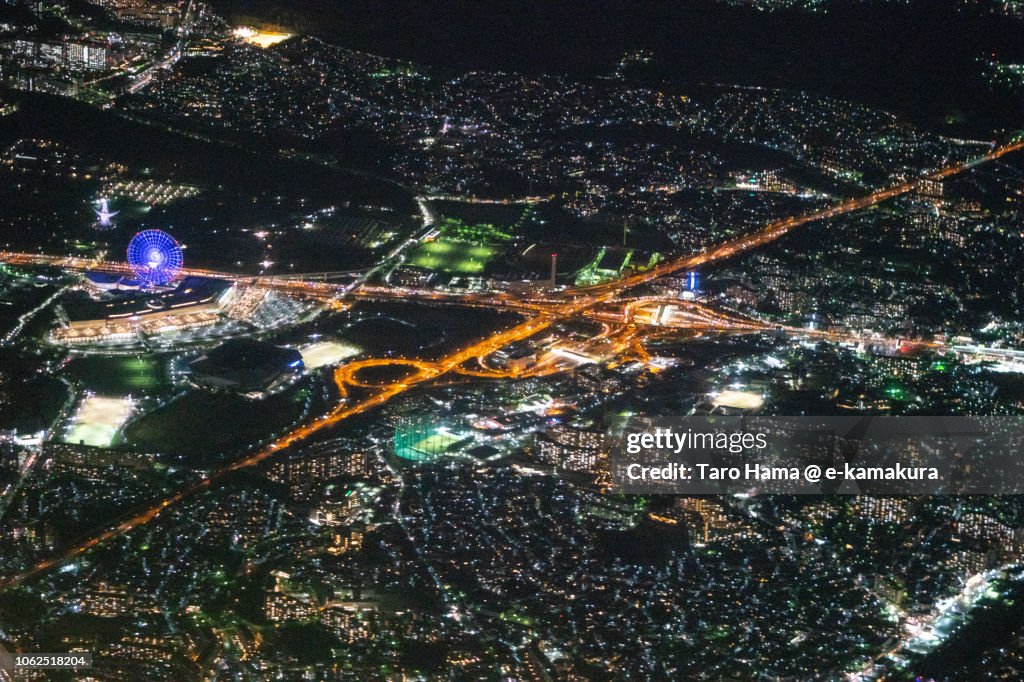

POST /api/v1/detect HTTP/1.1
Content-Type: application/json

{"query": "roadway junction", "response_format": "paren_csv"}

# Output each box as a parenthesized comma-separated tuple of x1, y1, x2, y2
(1, 137, 1022, 588)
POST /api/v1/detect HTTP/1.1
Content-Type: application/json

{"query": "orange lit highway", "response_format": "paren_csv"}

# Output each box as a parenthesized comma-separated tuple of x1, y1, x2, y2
(570, 137, 1024, 295)
(1, 139, 1022, 589)
(6, 139, 1023, 310)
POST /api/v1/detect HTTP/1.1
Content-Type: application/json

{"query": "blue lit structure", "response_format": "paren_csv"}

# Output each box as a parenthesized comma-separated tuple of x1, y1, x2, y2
(94, 197, 118, 228)
(686, 271, 699, 291)
(127, 229, 184, 287)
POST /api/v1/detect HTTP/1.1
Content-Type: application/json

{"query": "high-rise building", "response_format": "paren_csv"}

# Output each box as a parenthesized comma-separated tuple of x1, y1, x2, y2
(676, 497, 753, 544)
(854, 496, 911, 524)
(9, 38, 109, 72)
(265, 443, 368, 499)
(46, 442, 154, 481)
(534, 424, 610, 473)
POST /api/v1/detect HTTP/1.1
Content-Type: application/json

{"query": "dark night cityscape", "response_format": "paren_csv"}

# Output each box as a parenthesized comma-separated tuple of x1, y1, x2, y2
(0, 0, 1023, 679)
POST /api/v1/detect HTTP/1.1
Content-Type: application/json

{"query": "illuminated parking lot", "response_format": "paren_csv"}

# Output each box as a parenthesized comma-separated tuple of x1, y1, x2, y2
(63, 395, 136, 448)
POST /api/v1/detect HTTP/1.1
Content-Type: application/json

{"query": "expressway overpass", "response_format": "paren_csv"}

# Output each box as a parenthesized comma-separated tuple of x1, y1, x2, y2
(1, 139, 1023, 589)
(7, 135, 1024, 315)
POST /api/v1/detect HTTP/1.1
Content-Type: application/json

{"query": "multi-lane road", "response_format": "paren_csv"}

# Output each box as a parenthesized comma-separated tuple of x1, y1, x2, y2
(1, 139, 1022, 588)
(574, 138, 1024, 296)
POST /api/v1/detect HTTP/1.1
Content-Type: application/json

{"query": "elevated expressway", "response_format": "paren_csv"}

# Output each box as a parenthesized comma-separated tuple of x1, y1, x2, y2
(1, 139, 1022, 588)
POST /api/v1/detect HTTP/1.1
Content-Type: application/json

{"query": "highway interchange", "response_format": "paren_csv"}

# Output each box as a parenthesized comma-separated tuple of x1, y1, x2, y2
(0, 137, 1022, 588)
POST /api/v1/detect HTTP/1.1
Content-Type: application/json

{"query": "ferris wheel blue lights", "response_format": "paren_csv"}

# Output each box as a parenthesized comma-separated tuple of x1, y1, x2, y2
(127, 229, 184, 287)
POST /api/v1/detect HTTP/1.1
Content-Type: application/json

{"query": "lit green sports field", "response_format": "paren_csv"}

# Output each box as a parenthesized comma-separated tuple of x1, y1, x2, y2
(394, 426, 465, 462)
(412, 432, 460, 453)
(408, 240, 498, 274)
(63, 356, 167, 394)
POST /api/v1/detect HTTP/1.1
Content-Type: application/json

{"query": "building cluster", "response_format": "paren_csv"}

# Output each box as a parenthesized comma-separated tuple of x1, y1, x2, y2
(0, 0, 201, 100)
(90, 0, 181, 29)
(10, 36, 110, 72)
(0, 0, 1022, 678)
(710, 183, 1024, 343)
(0, 309, 1022, 677)
(121, 33, 974, 247)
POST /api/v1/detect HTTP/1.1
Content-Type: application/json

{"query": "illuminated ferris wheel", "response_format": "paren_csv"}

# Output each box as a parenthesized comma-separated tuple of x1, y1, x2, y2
(127, 229, 184, 287)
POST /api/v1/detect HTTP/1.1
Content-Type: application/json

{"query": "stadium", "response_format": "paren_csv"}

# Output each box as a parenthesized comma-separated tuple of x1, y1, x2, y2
(189, 339, 304, 393)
